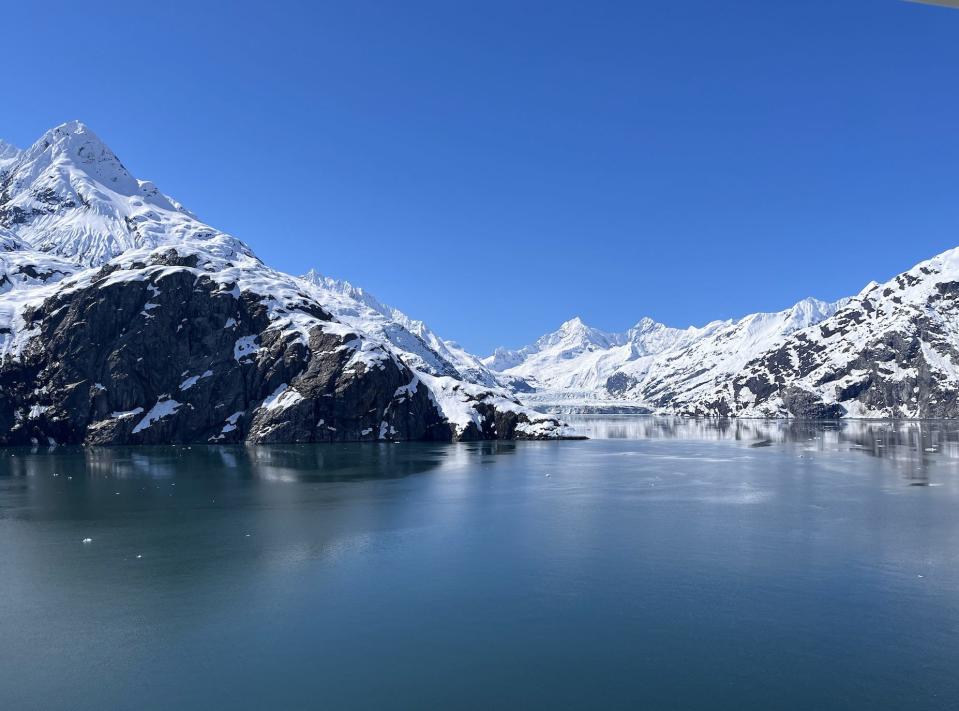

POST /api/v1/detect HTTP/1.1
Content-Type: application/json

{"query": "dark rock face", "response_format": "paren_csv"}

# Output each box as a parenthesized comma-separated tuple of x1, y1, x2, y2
(605, 372, 638, 395)
(780, 388, 846, 420)
(0, 252, 454, 445)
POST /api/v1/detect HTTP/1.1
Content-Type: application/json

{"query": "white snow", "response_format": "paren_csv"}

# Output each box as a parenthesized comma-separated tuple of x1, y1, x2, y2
(234, 335, 259, 361)
(260, 384, 304, 411)
(486, 297, 849, 413)
(179, 369, 213, 391)
(28, 404, 49, 419)
(110, 407, 144, 419)
(221, 410, 244, 433)
(132, 399, 181, 433)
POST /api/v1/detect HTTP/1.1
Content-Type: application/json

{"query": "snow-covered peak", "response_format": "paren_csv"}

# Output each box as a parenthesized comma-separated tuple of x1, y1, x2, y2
(19, 120, 140, 195)
(0, 121, 252, 266)
(623, 317, 688, 356)
(301, 269, 396, 321)
(781, 296, 847, 334)
(486, 294, 847, 410)
(631, 316, 660, 332)
(0, 138, 20, 171)
(537, 317, 622, 351)
(560, 315, 586, 330)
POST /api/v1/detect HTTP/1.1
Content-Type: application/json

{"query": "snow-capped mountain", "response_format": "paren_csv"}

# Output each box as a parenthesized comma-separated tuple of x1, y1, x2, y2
(0, 121, 570, 444)
(0, 121, 248, 267)
(695, 251, 959, 418)
(485, 297, 853, 414)
(489, 249, 959, 419)
(484, 315, 694, 395)
(613, 296, 850, 413)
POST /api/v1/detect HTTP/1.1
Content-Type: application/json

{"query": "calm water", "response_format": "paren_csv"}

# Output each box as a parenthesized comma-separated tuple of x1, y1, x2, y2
(3, 418, 959, 710)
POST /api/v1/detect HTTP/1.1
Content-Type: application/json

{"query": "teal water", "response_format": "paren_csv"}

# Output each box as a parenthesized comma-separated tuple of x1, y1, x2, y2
(2, 418, 959, 710)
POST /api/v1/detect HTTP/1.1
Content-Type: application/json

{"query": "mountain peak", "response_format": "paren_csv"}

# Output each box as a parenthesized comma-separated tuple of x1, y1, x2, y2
(46, 119, 91, 138)
(857, 280, 880, 297)
(630, 316, 664, 332)
(788, 296, 828, 314)
(0, 121, 252, 266)
(0, 138, 20, 164)
(559, 316, 587, 331)
(24, 120, 139, 194)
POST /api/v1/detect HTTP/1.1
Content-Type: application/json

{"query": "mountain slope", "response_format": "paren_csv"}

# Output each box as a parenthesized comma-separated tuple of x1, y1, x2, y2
(488, 248, 959, 420)
(0, 121, 570, 444)
(299, 269, 502, 387)
(615, 296, 849, 412)
(486, 297, 849, 414)
(688, 249, 959, 418)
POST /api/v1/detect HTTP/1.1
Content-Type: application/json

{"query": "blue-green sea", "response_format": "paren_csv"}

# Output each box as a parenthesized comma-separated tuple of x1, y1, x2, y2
(2, 417, 958, 710)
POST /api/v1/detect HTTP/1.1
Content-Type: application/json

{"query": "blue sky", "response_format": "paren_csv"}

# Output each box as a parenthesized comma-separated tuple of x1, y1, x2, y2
(3, 0, 958, 353)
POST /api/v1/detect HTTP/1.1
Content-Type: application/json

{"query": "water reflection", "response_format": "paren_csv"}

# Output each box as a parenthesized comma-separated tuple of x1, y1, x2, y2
(567, 416, 959, 484)
(0, 443, 457, 484)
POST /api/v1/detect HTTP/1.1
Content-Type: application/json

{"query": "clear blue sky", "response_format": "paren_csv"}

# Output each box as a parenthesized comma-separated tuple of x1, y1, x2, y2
(3, 0, 958, 353)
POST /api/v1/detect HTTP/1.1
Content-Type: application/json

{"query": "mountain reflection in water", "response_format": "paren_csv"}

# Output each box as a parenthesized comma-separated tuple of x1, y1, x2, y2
(566, 416, 959, 486)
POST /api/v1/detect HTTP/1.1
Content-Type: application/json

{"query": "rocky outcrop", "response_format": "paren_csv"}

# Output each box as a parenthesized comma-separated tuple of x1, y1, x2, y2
(0, 250, 434, 444)
(0, 247, 569, 444)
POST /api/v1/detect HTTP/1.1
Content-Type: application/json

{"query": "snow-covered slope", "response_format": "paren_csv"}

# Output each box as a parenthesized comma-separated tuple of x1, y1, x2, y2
(0, 121, 570, 443)
(299, 269, 502, 387)
(486, 297, 849, 414)
(616, 296, 849, 412)
(489, 253, 959, 420)
(0, 121, 249, 266)
(485, 314, 715, 391)
(691, 250, 959, 418)
(0, 139, 20, 172)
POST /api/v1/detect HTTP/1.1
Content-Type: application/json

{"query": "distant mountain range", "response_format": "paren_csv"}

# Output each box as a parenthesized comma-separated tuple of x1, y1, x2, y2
(0, 121, 569, 444)
(484, 257, 959, 418)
